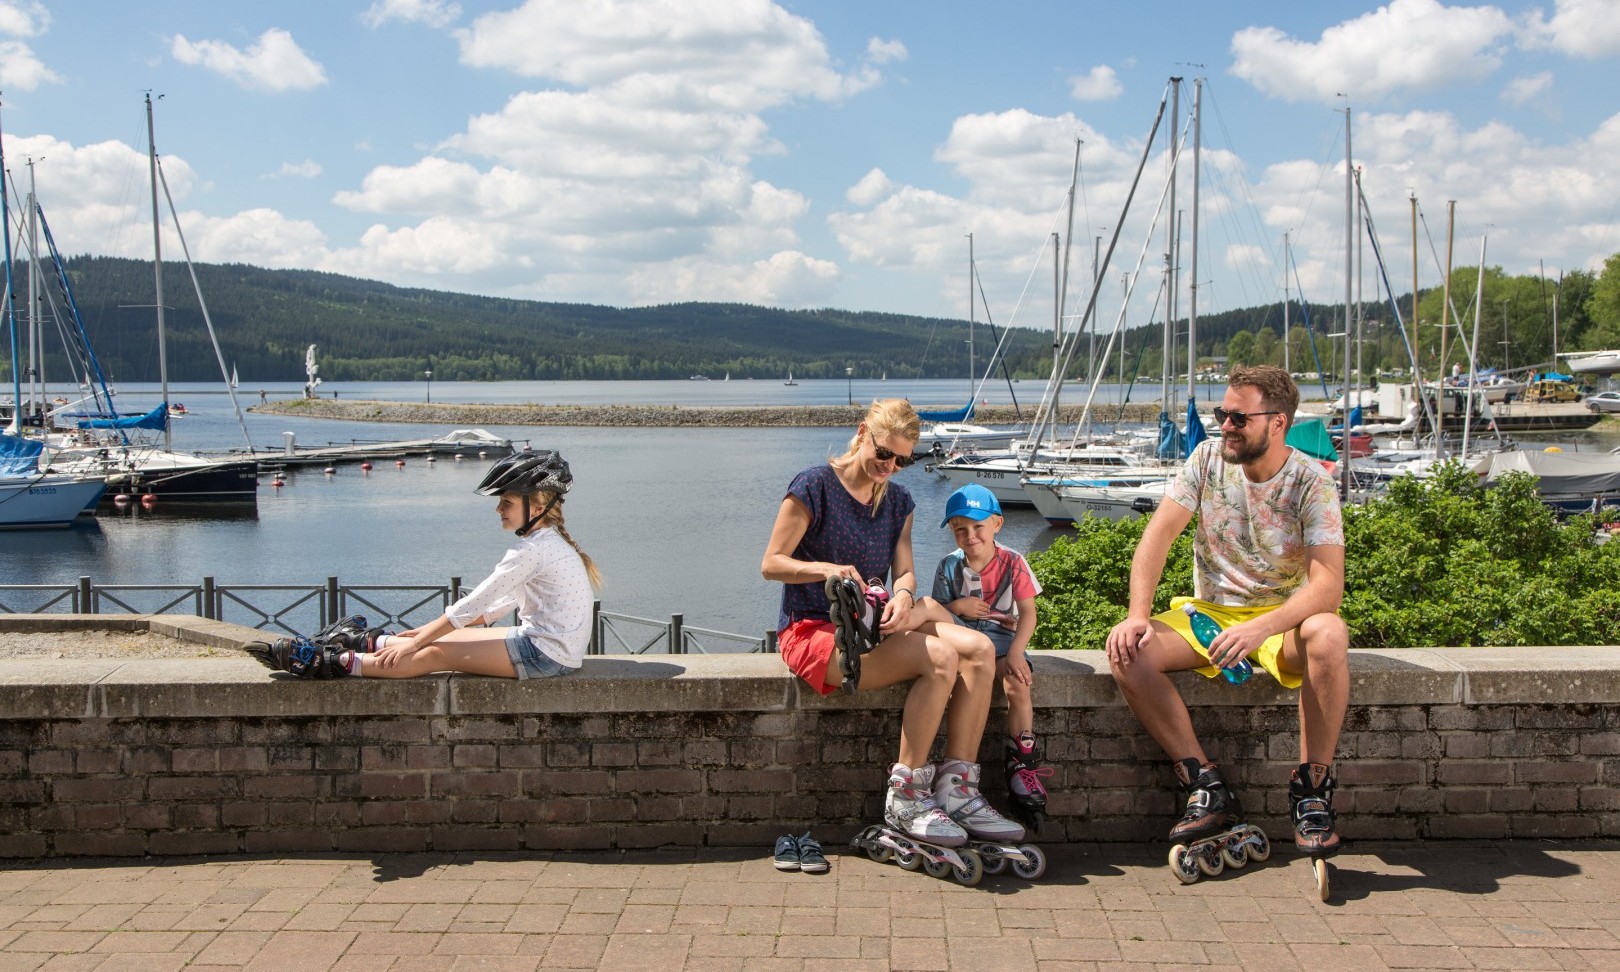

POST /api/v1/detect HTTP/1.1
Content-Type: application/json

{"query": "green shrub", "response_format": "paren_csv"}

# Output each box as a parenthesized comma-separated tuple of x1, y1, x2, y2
(1028, 461, 1620, 650)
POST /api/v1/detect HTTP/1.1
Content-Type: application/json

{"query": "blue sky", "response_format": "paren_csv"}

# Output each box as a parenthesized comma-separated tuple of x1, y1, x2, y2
(2, 0, 1618, 331)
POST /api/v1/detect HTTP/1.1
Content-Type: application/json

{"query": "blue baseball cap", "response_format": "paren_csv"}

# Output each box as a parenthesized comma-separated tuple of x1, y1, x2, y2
(941, 483, 1002, 527)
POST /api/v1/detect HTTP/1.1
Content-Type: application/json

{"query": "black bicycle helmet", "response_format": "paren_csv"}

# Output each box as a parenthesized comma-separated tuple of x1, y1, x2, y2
(476, 449, 573, 497)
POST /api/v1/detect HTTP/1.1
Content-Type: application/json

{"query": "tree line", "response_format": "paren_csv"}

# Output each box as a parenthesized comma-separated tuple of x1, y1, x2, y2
(5, 253, 1617, 385)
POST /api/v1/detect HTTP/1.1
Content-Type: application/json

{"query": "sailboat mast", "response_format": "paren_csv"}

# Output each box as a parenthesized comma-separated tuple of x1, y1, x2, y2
(1341, 104, 1353, 500)
(26, 162, 41, 420)
(1462, 233, 1488, 459)
(146, 94, 171, 452)
(1440, 200, 1455, 391)
(967, 232, 975, 404)
(1186, 78, 1202, 402)
(1283, 231, 1292, 375)
(0, 100, 21, 436)
(1161, 78, 1180, 410)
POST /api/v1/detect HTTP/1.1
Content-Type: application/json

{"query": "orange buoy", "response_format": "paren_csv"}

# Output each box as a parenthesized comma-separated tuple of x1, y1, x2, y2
(112, 493, 131, 506)
(360, 461, 373, 471)
(395, 459, 406, 468)
(426, 455, 436, 464)
(139, 494, 157, 508)
(324, 466, 337, 475)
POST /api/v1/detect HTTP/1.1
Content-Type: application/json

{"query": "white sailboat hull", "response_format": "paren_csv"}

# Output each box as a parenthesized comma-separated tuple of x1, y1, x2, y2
(0, 474, 106, 528)
(1563, 350, 1620, 375)
(914, 423, 1022, 456)
(1023, 478, 1170, 525)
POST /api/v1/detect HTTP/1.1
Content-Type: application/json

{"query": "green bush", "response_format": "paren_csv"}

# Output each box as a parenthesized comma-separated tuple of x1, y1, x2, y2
(1028, 462, 1620, 650)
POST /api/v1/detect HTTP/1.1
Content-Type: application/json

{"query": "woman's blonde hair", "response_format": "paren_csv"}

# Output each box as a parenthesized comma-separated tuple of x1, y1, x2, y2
(526, 492, 603, 590)
(831, 398, 920, 515)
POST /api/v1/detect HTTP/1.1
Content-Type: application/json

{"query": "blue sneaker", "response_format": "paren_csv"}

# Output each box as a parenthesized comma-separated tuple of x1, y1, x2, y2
(795, 833, 829, 874)
(772, 834, 800, 871)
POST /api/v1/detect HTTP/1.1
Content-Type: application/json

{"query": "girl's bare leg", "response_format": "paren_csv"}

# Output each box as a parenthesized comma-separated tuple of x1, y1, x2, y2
(361, 627, 519, 679)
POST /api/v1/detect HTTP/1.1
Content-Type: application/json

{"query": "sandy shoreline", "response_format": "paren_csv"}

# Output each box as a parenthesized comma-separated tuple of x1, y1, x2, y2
(250, 398, 1166, 427)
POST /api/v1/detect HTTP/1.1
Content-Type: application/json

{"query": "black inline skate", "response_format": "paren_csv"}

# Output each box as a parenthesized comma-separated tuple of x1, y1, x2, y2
(1004, 732, 1054, 835)
(311, 614, 391, 654)
(246, 635, 351, 679)
(1166, 759, 1270, 884)
(1290, 762, 1341, 900)
(825, 577, 887, 693)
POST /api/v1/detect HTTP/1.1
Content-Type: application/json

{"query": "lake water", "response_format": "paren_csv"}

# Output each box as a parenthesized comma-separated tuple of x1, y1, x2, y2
(4, 379, 1615, 640)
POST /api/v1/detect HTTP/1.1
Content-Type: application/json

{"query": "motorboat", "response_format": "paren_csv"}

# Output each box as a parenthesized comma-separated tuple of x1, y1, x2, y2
(429, 428, 520, 455)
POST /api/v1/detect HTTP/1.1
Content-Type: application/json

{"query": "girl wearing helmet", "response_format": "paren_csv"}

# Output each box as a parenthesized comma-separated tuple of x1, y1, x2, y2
(250, 449, 600, 680)
(761, 399, 1023, 850)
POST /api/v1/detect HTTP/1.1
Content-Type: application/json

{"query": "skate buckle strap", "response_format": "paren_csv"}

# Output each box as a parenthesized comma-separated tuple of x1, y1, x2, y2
(1295, 796, 1336, 833)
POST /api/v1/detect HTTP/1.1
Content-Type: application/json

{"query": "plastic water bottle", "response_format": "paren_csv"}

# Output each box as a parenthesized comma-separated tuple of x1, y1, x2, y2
(1182, 603, 1252, 685)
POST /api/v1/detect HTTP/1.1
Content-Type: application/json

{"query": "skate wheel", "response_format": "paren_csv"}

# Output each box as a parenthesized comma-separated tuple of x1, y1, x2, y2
(1313, 857, 1332, 901)
(980, 850, 1007, 876)
(1196, 842, 1224, 877)
(1011, 844, 1047, 881)
(1168, 844, 1200, 884)
(896, 851, 923, 872)
(923, 856, 951, 879)
(865, 844, 893, 863)
(952, 849, 984, 887)
(1245, 828, 1271, 863)
(1221, 838, 1248, 870)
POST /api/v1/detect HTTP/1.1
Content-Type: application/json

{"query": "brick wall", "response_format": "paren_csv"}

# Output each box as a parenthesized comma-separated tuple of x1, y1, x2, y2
(2, 620, 1617, 857)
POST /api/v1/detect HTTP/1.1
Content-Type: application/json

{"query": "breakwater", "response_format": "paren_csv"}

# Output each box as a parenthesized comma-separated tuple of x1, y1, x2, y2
(252, 398, 1164, 427)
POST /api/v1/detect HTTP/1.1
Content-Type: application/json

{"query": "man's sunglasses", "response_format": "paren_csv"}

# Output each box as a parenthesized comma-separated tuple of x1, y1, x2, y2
(1213, 407, 1283, 430)
(872, 443, 917, 468)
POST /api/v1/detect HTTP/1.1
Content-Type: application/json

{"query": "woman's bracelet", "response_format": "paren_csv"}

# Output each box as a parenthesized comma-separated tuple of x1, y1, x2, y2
(893, 588, 915, 601)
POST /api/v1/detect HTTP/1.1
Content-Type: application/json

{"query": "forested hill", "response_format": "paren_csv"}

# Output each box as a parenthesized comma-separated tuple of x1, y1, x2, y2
(32, 256, 1341, 383)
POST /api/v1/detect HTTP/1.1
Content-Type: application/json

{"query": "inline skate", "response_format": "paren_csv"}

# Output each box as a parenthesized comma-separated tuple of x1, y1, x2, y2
(1004, 732, 1054, 835)
(850, 763, 984, 886)
(1166, 759, 1270, 884)
(1290, 762, 1341, 901)
(936, 759, 1047, 880)
(825, 577, 888, 693)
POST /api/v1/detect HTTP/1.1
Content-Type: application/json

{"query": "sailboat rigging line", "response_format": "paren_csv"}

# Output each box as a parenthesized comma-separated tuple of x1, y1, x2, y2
(1416, 207, 1498, 376)
(969, 265, 1025, 420)
(1045, 89, 1185, 451)
(153, 139, 255, 453)
(1199, 79, 1284, 308)
(37, 205, 119, 418)
(1352, 169, 1441, 440)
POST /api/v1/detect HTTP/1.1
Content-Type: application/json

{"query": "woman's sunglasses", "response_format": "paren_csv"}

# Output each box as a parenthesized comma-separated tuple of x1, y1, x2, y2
(1212, 407, 1283, 430)
(871, 443, 917, 468)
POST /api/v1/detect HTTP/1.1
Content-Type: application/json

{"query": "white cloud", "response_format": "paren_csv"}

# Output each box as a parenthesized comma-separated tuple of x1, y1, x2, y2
(1231, 0, 1516, 103)
(0, 1, 57, 90)
(1521, 0, 1620, 57)
(1502, 71, 1553, 105)
(867, 37, 907, 64)
(454, 0, 871, 109)
(0, 0, 45, 36)
(362, 0, 462, 30)
(272, 160, 323, 179)
(1069, 65, 1122, 102)
(0, 37, 57, 90)
(171, 28, 328, 92)
(846, 168, 893, 206)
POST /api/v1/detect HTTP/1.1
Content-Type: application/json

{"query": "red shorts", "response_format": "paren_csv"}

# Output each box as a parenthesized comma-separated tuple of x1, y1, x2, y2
(779, 619, 838, 696)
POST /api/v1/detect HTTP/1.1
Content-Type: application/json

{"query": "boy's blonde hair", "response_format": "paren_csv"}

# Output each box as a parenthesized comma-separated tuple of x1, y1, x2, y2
(831, 398, 920, 516)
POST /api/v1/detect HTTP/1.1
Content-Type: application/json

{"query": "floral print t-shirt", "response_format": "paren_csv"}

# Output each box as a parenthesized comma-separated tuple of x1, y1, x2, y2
(1164, 440, 1344, 607)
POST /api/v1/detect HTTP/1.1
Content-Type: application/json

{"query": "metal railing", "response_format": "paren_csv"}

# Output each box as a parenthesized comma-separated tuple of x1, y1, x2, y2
(0, 576, 775, 654)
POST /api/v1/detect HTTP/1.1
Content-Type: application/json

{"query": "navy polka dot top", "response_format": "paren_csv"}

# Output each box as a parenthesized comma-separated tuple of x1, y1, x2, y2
(777, 463, 915, 632)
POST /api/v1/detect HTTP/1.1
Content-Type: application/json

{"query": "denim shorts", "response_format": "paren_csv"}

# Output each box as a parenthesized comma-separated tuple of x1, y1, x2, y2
(504, 629, 580, 680)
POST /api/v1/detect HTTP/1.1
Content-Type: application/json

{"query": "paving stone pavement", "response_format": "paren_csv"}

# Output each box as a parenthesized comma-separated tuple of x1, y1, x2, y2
(1, 841, 1617, 971)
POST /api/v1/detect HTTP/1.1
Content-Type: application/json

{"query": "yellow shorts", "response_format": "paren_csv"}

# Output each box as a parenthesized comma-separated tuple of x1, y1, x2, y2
(1153, 596, 1301, 689)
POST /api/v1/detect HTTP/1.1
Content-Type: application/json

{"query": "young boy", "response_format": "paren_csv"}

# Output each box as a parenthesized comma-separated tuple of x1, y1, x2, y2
(931, 484, 1052, 831)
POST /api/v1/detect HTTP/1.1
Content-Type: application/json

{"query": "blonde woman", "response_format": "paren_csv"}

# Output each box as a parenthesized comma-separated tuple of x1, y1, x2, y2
(250, 450, 600, 680)
(762, 399, 1024, 851)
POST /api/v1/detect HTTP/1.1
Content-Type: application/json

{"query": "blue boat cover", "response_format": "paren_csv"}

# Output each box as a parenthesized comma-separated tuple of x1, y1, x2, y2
(0, 432, 44, 476)
(916, 401, 975, 422)
(77, 404, 167, 431)
(1285, 418, 1339, 462)
(1156, 411, 1183, 460)
(1184, 399, 1208, 455)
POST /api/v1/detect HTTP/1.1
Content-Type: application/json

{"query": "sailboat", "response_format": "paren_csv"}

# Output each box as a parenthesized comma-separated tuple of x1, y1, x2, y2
(43, 96, 258, 506)
(0, 106, 107, 527)
(915, 234, 1023, 456)
(783, 369, 798, 386)
(230, 362, 239, 388)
